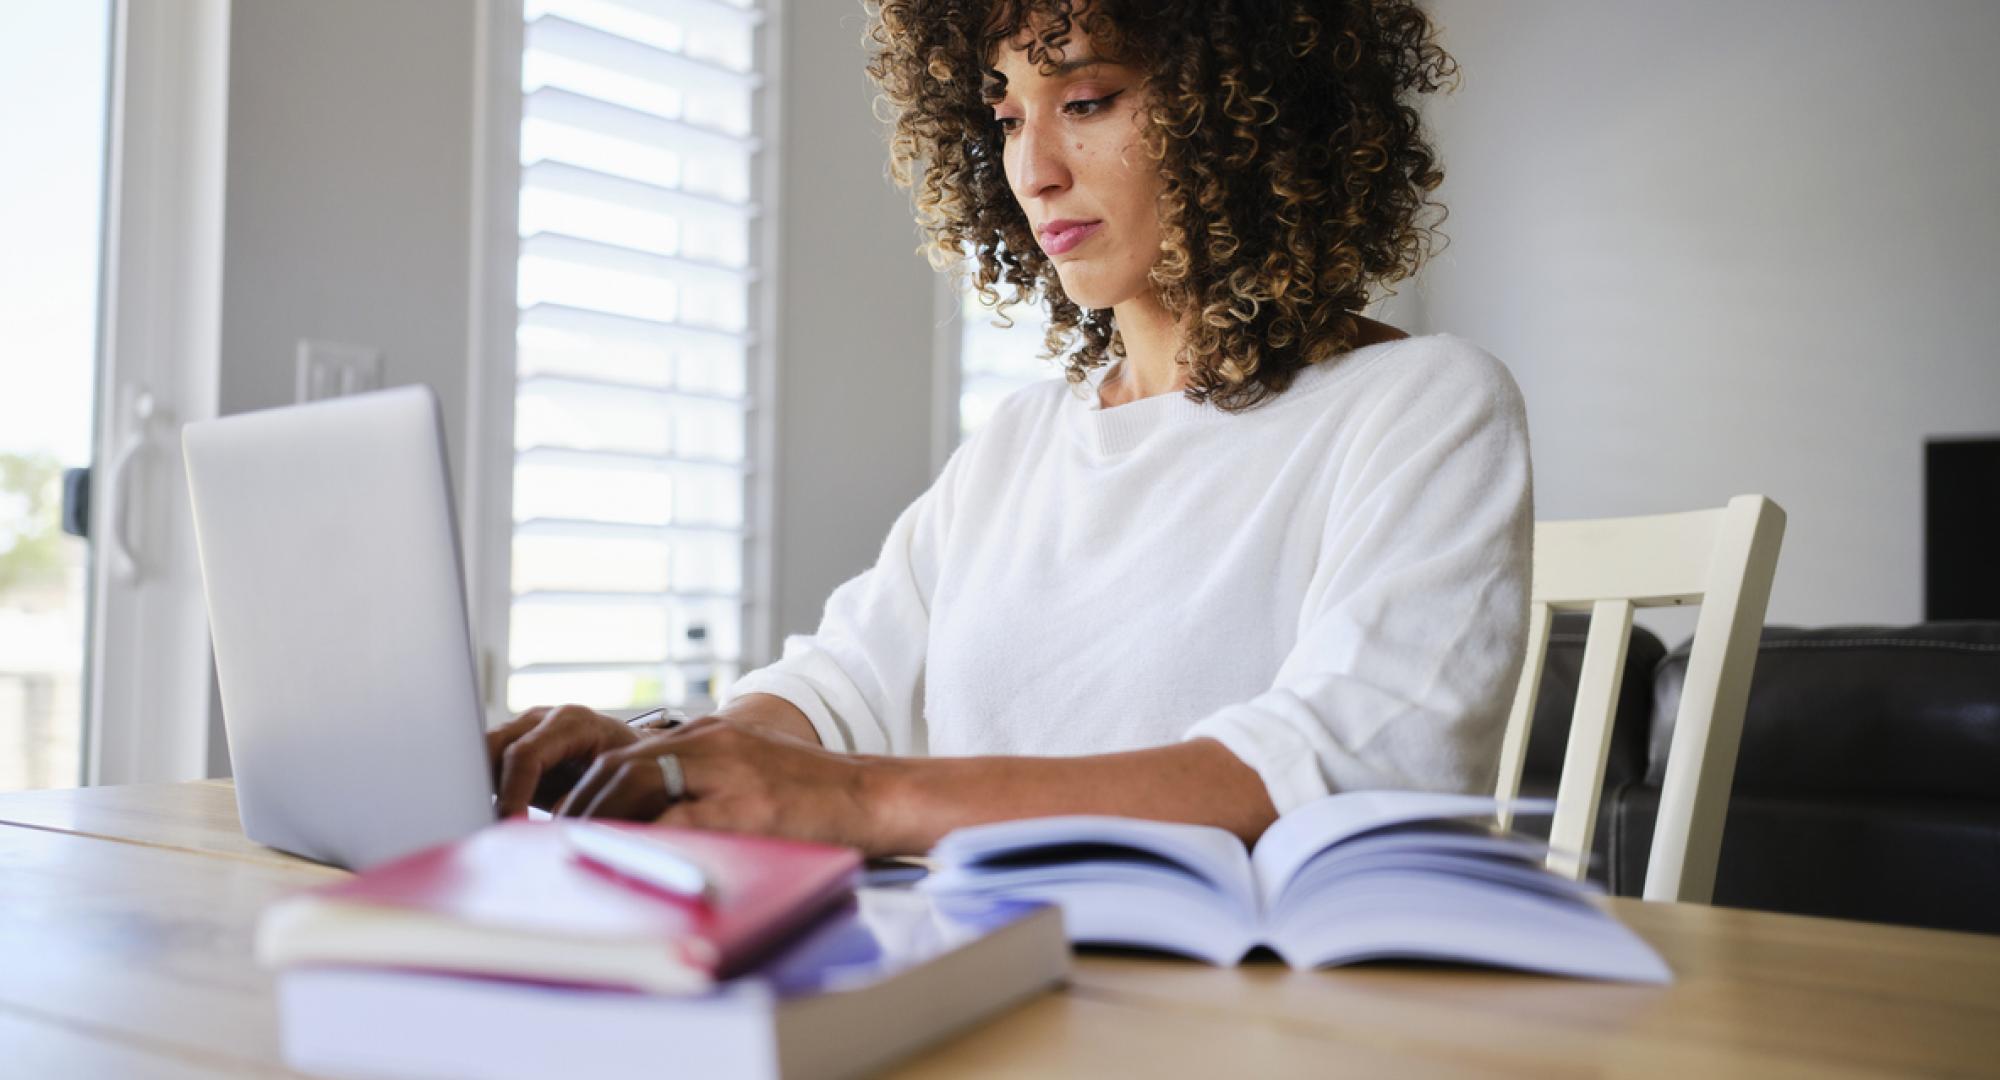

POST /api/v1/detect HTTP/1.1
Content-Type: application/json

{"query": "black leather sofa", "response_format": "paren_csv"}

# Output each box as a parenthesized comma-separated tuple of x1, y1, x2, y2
(1517, 617, 2000, 935)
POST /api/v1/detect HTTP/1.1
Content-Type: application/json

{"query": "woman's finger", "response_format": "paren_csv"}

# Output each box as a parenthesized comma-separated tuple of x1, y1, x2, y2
(558, 725, 719, 818)
(495, 705, 600, 817)
(554, 747, 624, 818)
(553, 756, 601, 818)
(484, 707, 549, 789)
(578, 757, 670, 822)
(496, 735, 561, 818)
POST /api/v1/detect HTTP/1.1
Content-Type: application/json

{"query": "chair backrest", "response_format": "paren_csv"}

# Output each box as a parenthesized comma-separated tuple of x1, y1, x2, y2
(1494, 495, 1786, 904)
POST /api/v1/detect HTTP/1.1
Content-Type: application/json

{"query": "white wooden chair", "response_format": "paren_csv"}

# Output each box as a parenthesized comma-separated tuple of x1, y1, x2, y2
(1494, 494, 1787, 904)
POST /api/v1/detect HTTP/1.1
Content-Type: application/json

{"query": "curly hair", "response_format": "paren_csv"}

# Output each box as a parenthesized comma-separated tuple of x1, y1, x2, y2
(864, 0, 1459, 411)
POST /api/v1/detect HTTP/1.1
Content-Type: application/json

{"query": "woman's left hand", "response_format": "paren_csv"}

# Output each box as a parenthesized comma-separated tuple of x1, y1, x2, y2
(553, 717, 891, 853)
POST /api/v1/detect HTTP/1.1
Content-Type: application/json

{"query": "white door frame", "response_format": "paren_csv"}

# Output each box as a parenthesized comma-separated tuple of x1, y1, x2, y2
(463, 0, 523, 730)
(84, 0, 230, 785)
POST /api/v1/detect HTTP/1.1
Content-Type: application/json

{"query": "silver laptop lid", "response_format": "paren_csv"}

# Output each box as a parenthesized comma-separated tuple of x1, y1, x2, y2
(183, 385, 493, 869)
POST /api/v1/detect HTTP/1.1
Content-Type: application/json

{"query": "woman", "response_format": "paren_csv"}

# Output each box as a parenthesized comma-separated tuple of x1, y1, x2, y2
(487, 0, 1531, 856)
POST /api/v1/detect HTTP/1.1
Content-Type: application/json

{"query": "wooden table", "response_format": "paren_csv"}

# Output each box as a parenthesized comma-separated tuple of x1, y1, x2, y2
(3, 781, 1997, 1078)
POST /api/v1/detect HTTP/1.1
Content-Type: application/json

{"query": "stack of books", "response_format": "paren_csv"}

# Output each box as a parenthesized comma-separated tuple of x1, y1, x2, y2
(257, 820, 1068, 1080)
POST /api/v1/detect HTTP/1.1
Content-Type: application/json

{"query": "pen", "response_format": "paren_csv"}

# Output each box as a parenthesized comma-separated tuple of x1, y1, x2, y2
(624, 707, 690, 731)
(566, 822, 714, 904)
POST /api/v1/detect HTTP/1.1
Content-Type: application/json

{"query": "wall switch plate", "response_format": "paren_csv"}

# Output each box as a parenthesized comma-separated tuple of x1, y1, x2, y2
(295, 339, 384, 403)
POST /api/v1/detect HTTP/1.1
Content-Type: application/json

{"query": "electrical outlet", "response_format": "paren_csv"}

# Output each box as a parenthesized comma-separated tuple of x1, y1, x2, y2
(295, 339, 384, 403)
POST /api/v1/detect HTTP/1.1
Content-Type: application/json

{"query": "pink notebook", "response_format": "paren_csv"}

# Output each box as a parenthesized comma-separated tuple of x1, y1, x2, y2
(257, 821, 861, 994)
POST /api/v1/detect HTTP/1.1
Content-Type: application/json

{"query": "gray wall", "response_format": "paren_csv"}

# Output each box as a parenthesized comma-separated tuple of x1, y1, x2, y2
(1417, 0, 2000, 631)
(211, 1, 479, 771)
(766, 1, 939, 647)
(219, 0, 479, 489)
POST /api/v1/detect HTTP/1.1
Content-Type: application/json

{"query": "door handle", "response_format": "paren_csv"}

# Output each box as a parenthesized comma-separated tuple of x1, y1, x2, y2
(106, 387, 156, 584)
(62, 467, 90, 538)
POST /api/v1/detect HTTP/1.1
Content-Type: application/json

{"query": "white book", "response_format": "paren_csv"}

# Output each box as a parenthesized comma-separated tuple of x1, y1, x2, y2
(276, 889, 1066, 1080)
(922, 791, 1670, 984)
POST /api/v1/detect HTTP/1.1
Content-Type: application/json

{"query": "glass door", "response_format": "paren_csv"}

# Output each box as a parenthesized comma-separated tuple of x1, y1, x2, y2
(0, 2, 114, 791)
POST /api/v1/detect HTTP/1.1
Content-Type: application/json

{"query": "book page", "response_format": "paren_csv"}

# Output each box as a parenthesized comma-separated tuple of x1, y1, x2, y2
(1249, 792, 1539, 911)
(1265, 871, 1671, 983)
(923, 814, 1262, 960)
(929, 814, 1256, 911)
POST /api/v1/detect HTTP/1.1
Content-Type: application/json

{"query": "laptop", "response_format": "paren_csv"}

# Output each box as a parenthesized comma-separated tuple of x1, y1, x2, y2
(183, 385, 497, 869)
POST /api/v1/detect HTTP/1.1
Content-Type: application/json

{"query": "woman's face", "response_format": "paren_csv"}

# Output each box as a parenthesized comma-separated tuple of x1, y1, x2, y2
(986, 35, 1162, 311)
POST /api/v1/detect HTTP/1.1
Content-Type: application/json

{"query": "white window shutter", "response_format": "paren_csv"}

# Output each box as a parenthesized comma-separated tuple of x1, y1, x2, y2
(509, 0, 763, 713)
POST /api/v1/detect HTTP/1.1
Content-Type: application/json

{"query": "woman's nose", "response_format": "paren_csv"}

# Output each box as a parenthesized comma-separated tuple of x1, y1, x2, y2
(1010, 118, 1071, 200)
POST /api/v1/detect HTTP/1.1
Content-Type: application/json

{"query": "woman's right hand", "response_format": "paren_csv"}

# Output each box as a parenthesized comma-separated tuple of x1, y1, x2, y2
(486, 704, 645, 818)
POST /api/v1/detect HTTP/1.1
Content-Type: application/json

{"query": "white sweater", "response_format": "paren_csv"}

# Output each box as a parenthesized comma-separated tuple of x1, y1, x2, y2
(726, 333, 1534, 814)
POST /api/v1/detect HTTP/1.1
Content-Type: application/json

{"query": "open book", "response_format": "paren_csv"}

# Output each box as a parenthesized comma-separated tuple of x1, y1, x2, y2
(920, 791, 1670, 983)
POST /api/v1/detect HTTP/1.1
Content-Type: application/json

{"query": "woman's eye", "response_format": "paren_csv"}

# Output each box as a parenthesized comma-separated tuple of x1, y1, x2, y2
(994, 92, 1121, 137)
(1062, 93, 1118, 117)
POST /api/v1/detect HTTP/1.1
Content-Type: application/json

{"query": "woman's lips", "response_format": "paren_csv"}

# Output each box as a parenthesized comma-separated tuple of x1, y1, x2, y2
(1040, 220, 1103, 256)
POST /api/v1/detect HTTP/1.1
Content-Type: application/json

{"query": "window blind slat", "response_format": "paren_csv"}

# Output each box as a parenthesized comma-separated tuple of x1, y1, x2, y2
(512, 660, 743, 677)
(519, 232, 751, 330)
(598, 0, 763, 34)
(521, 231, 755, 285)
(515, 516, 748, 540)
(524, 159, 758, 222)
(525, 86, 760, 165)
(514, 589, 744, 604)
(520, 371, 751, 406)
(527, 13, 761, 96)
(517, 444, 751, 474)
(520, 302, 753, 348)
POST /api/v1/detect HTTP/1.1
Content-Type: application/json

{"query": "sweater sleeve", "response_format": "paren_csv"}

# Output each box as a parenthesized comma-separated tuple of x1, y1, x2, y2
(1182, 351, 1534, 814)
(721, 446, 963, 756)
